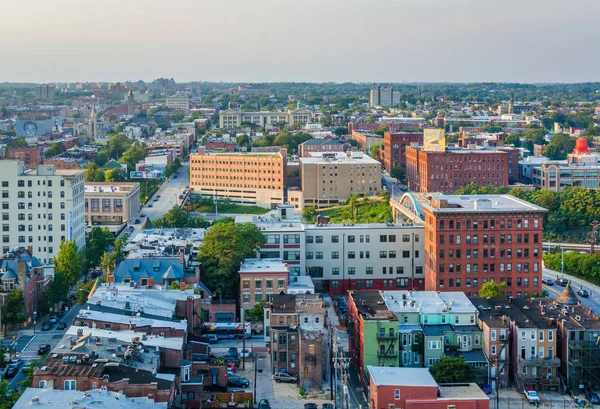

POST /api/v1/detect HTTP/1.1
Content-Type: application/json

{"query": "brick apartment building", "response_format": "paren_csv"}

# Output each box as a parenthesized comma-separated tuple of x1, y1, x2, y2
(405, 146, 510, 193)
(298, 139, 344, 157)
(0, 248, 46, 320)
(239, 258, 289, 322)
(422, 194, 546, 298)
(382, 131, 423, 172)
(7, 146, 45, 168)
(189, 147, 287, 208)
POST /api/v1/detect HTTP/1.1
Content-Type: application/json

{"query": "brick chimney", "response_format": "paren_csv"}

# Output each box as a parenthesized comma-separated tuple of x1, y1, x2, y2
(148, 277, 155, 288)
(179, 252, 185, 267)
(180, 282, 186, 291)
(107, 274, 115, 284)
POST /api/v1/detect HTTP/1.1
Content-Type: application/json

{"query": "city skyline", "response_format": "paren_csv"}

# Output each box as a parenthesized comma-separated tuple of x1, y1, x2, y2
(1, 0, 598, 84)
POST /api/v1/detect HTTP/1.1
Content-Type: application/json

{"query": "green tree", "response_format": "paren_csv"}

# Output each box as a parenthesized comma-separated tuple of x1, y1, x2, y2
(320, 115, 333, 127)
(153, 207, 209, 228)
(85, 227, 115, 271)
(374, 125, 389, 136)
(505, 134, 522, 147)
(545, 133, 576, 160)
(246, 300, 266, 323)
(46, 142, 64, 157)
(390, 165, 405, 180)
(334, 127, 347, 136)
(170, 280, 181, 290)
(85, 163, 106, 182)
(100, 251, 116, 275)
(369, 144, 382, 161)
(0, 380, 22, 409)
(302, 206, 317, 222)
(1, 290, 26, 332)
(54, 240, 83, 285)
(75, 279, 97, 305)
(104, 168, 127, 182)
(120, 141, 148, 171)
(479, 281, 507, 299)
(44, 270, 69, 310)
(10, 137, 28, 147)
(199, 221, 265, 297)
(429, 357, 475, 383)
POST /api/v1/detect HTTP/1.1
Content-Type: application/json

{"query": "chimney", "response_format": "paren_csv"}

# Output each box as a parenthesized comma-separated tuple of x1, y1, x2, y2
(28, 245, 33, 255)
(195, 267, 200, 284)
(148, 277, 155, 287)
(180, 282, 186, 291)
(107, 274, 115, 284)
(179, 252, 185, 267)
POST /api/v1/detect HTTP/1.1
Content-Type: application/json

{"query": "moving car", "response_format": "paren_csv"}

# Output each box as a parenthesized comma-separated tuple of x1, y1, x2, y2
(578, 289, 590, 297)
(542, 278, 554, 286)
(205, 334, 218, 344)
(524, 388, 540, 404)
(48, 316, 58, 324)
(240, 349, 251, 358)
(586, 391, 600, 405)
(56, 322, 67, 330)
(41, 322, 53, 331)
(38, 344, 51, 355)
(557, 278, 569, 286)
(273, 372, 298, 383)
(228, 375, 249, 388)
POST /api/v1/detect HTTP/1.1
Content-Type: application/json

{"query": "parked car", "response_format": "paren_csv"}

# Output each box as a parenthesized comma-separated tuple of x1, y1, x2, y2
(147, 204, 153, 207)
(578, 289, 590, 297)
(258, 400, 271, 409)
(6, 359, 23, 378)
(221, 355, 240, 365)
(480, 383, 492, 394)
(153, 197, 159, 202)
(542, 278, 555, 286)
(524, 388, 540, 404)
(205, 334, 218, 344)
(41, 322, 53, 331)
(48, 316, 58, 324)
(240, 349, 251, 358)
(38, 344, 51, 355)
(134, 219, 141, 224)
(304, 404, 318, 409)
(228, 375, 249, 388)
(586, 392, 600, 405)
(273, 372, 298, 383)
(322, 404, 334, 409)
(228, 347, 239, 358)
(56, 322, 67, 330)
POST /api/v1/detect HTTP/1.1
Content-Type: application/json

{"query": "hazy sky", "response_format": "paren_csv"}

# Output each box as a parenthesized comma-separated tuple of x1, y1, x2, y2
(1, 0, 599, 83)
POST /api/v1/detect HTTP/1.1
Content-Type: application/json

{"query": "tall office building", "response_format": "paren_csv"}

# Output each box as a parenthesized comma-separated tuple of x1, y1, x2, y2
(0, 160, 86, 265)
(35, 84, 55, 100)
(422, 194, 546, 298)
(369, 86, 397, 108)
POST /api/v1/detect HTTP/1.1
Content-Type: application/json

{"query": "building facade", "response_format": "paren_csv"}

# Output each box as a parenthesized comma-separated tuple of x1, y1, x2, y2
(84, 182, 140, 230)
(239, 258, 289, 322)
(165, 96, 190, 112)
(288, 151, 381, 210)
(0, 160, 85, 264)
(383, 131, 423, 173)
(218, 108, 313, 129)
(422, 194, 546, 298)
(189, 147, 287, 208)
(298, 139, 344, 157)
(7, 147, 45, 169)
(405, 146, 510, 193)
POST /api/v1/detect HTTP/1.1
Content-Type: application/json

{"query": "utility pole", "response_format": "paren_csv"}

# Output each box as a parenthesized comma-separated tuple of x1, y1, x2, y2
(253, 353, 258, 404)
(242, 325, 246, 371)
(333, 344, 352, 409)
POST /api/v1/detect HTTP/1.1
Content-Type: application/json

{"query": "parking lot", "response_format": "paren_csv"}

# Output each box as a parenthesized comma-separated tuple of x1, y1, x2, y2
(489, 388, 585, 409)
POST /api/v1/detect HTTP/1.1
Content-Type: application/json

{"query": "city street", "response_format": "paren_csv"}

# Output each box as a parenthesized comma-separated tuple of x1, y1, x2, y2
(543, 267, 600, 311)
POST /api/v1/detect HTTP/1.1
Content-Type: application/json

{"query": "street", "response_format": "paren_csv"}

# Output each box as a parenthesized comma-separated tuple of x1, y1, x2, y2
(121, 161, 190, 240)
(542, 267, 600, 312)
(3, 303, 81, 390)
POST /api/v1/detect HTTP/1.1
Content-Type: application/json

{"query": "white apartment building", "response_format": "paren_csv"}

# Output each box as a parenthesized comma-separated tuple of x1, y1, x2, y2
(165, 96, 190, 112)
(236, 205, 425, 294)
(219, 107, 313, 129)
(0, 160, 86, 264)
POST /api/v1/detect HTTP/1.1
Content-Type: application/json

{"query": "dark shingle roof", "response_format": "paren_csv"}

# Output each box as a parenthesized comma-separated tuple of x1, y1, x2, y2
(112, 258, 183, 283)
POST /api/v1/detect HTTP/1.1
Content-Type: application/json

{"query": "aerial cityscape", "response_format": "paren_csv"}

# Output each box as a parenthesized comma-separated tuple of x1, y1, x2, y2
(1, 2, 600, 409)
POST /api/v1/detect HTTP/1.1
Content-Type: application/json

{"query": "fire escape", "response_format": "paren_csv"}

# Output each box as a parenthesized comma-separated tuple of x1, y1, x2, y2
(376, 324, 398, 366)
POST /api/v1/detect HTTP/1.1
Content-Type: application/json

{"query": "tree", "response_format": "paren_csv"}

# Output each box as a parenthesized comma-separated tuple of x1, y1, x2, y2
(369, 144, 382, 161)
(46, 142, 64, 157)
(505, 134, 522, 147)
(0, 380, 22, 409)
(75, 279, 97, 304)
(85, 163, 105, 182)
(302, 206, 317, 221)
(378, 190, 390, 200)
(170, 281, 181, 290)
(479, 281, 507, 299)
(199, 221, 265, 297)
(153, 207, 209, 228)
(104, 168, 127, 182)
(120, 141, 148, 171)
(320, 115, 333, 127)
(545, 133, 576, 160)
(1, 290, 26, 332)
(100, 251, 116, 275)
(374, 125, 389, 136)
(246, 300, 266, 323)
(334, 127, 347, 136)
(429, 357, 475, 383)
(10, 137, 28, 147)
(54, 240, 83, 285)
(85, 227, 115, 271)
(390, 165, 405, 180)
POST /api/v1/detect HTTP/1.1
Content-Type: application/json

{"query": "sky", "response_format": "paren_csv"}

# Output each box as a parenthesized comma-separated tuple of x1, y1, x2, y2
(1, 0, 599, 84)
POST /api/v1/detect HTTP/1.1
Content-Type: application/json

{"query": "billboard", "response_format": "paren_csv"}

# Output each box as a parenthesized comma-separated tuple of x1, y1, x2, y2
(130, 171, 163, 180)
(15, 119, 55, 137)
(423, 128, 446, 152)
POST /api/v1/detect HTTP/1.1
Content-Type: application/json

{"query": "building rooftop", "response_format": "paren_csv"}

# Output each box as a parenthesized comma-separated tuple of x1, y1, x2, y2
(421, 194, 547, 214)
(537, 297, 600, 330)
(368, 366, 437, 387)
(271, 294, 298, 314)
(123, 228, 206, 258)
(239, 258, 289, 274)
(439, 383, 490, 400)
(473, 297, 556, 329)
(74, 308, 188, 332)
(287, 276, 315, 294)
(300, 151, 380, 165)
(85, 182, 139, 193)
(383, 291, 476, 315)
(111, 257, 189, 284)
(13, 388, 168, 409)
(350, 291, 397, 321)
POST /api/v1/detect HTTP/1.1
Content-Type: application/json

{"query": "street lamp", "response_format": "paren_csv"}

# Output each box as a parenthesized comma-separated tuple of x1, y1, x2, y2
(33, 311, 37, 335)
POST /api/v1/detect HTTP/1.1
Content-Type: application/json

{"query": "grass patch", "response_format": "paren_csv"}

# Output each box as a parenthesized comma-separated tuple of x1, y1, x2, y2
(305, 197, 392, 224)
(191, 197, 269, 215)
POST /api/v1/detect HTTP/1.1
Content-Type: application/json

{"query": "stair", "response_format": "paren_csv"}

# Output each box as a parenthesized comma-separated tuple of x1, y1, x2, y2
(516, 375, 525, 394)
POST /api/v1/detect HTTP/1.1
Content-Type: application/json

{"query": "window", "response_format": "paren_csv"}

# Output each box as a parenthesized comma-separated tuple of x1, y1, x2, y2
(278, 279, 284, 288)
(380, 235, 387, 242)
(491, 345, 497, 355)
(402, 234, 410, 242)
(39, 381, 47, 389)
(348, 251, 355, 259)
(306, 236, 314, 243)
(306, 252, 314, 260)
(366, 267, 373, 275)
(64, 380, 76, 390)
(379, 251, 387, 258)
(394, 389, 400, 400)
(331, 235, 339, 243)
(348, 235, 355, 243)
(403, 250, 410, 258)
(389, 251, 396, 258)
(315, 236, 323, 243)
(332, 251, 339, 259)
(348, 267, 355, 275)
(491, 330, 497, 341)
(548, 331, 553, 341)
(539, 331, 544, 341)
(332, 268, 340, 275)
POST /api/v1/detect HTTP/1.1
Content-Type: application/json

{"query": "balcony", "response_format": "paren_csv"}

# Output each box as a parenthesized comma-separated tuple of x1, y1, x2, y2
(519, 356, 560, 367)
(378, 350, 398, 358)
(376, 332, 397, 340)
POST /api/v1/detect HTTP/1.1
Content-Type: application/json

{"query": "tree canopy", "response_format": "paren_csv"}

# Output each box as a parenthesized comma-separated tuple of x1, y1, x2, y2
(84, 163, 105, 182)
(153, 207, 210, 228)
(429, 357, 476, 383)
(198, 221, 265, 297)
(54, 240, 83, 285)
(1, 290, 26, 332)
(479, 281, 508, 298)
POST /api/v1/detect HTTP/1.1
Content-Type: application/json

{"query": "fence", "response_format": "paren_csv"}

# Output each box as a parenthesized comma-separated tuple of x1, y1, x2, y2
(490, 397, 588, 409)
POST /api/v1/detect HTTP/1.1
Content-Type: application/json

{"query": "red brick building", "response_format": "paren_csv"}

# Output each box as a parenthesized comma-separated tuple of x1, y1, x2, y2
(7, 146, 44, 168)
(204, 140, 236, 152)
(0, 248, 46, 320)
(369, 366, 489, 409)
(421, 194, 546, 298)
(382, 131, 423, 172)
(44, 158, 80, 169)
(405, 147, 510, 193)
(298, 139, 344, 157)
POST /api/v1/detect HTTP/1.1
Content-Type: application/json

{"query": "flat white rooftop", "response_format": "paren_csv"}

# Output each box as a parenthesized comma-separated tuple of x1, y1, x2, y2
(13, 388, 167, 409)
(75, 308, 188, 331)
(63, 326, 184, 350)
(240, 258, 289, 274)
(422, 194, 547, 213)
(368, 366, 437, 387)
